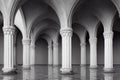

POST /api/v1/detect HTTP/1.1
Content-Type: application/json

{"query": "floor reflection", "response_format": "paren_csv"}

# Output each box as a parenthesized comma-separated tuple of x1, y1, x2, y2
(104, 73, 113, 80)
(0, 65, 118, 80)
(80, 66, 86, 80)
(90, 68, 97, 80)
(3, 75, 15, 80)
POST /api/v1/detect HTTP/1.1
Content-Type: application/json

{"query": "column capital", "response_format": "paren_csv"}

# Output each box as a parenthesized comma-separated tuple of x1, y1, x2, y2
(48, 44, 52, 49)
(31, 44, 35, 49)
(3, 27, 15, 35)
(53, 42, 58, 47)
(80, 43, 86, 47)
(22, 39, 31, 45)
(103, 31, 113, 39)
(60, 28, 73, 37)
(89, 37, 97, 44)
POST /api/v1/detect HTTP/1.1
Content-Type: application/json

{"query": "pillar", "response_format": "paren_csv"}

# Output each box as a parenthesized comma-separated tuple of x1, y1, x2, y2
(2, 27, 16, 74)
(80, 42, 86, 66)
(89, 37, 97, 68)
(22, 39, 31, 69)
(103, 31, 114, 72)
(30, 43, 35, 66)
(53, 40, 59, 66)
(60, 28, 73, 74)
(48, 41, 53, 66)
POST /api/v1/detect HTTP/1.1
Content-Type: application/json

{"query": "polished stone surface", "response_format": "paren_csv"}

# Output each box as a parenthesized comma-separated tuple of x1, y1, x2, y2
(0, 65, 120, 80)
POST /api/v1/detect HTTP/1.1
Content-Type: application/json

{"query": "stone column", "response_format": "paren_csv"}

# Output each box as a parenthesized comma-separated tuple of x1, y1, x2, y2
(80, 43, 86, 66)
(53, 41, 59, 66)
(30, 43, 35, 66)
(48, 41, 53, 66)
(60, 28, 73, 74)
(22, 39, 31, 69)
(103, 31, 114, 72)
(89, 37, 97, 68)
(2, 27, 16, 74)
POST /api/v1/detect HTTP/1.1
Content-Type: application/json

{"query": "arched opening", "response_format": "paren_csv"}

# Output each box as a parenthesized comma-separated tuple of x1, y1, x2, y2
(16, 27, 23, 66)
(0, 23, 4, 65)
(113, 12, 120, 67)
(86, 32, 90, 65)
(58, 34, 62, 66)
(35, 37, 48, 65)
(97, 22, 104, 67)
(72, 33, 80, 66)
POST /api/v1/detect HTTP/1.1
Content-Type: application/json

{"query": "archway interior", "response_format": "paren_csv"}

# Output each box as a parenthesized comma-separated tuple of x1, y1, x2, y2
(16, 27, 23, 65)
(35, 37, 48, 65)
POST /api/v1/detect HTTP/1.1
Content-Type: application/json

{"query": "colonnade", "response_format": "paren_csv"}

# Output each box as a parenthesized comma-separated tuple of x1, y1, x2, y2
(1, 26, 114, 74)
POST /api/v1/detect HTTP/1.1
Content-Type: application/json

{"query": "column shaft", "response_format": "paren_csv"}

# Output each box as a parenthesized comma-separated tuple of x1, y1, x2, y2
(53, 42, 59, 66)
(30, 44, 35, 65)
(2, 27, 16, 73)
(60, 29, 73, 74)
(22, 39, 31, 69)
(103, 31, 114, 72)
(80, 43, 86, 66)
(48, 41, 53, 65)
(89, 38, 97, 68)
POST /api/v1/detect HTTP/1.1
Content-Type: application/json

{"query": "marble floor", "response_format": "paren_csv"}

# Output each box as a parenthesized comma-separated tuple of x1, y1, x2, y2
(0, 65, 120, 80)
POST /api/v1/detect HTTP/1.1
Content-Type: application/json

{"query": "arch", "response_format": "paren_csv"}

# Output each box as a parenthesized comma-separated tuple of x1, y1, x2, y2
(14, 8, 27, 39)
(28, 18, 59, 39)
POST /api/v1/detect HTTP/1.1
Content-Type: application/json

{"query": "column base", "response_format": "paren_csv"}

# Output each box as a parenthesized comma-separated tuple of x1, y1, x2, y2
(2, 68, 17, 75)
(90, 65, 97, 69)
(60, 68, 74, 75)
(23, 65, 31, 70)
(104, 68, 114, 73)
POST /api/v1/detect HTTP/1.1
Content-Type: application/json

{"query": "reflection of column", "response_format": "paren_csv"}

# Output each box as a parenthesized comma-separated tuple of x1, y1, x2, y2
(22, 39, 31, 69)
(22, 70, 30, 80)
(3, 75, 15, 80)
(53, 67, 59, 80)
(48, 41, 53, 66)
(80, 66, 86, 80)
(30, 42, 35, 66)
(103, 31, 114, 72)
(30, 66, 35, 80)
(2, 27, 16, 73)
(89, 37, 97, 68)
(104, 73, 113, 80)
(53, 41, 59, 66)
(61, 75, 72, 80)
(48, 66, 53, 80)
(80, 43, 86, 66)
(90, 69, 97, 80)
(60, 28, 73, 74)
